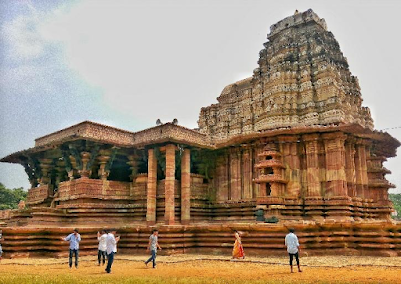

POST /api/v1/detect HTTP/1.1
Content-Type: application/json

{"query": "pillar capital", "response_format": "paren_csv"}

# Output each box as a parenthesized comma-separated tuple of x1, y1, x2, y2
(277, 135, 300, 143)
(97, 154, 111, 180)
(127, 155, 139, 182)
(355, 138, 370, 146)
(38, 158, 53, 185)
(302, 133, 320, 142)
(79, 151, 91, 178)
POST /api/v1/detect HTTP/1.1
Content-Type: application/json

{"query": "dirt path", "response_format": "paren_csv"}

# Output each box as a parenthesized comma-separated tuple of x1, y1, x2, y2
(0, 255, 400, 283)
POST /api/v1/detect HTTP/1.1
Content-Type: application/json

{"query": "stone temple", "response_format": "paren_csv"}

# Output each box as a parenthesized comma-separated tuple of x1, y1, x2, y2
(1, 9, 400, 257)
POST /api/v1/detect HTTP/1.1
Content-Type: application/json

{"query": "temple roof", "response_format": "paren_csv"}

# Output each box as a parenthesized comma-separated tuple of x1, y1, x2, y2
(198, 9, 375, 140)
(0, 121, 213, 163)
(1, 120, 399, 164)
(267, 9, 327, 39)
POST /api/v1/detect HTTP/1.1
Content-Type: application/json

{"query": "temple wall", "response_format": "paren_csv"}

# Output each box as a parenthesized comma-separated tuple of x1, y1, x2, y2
(208, 132, 393, 221)
(56, 179, 133, 204)
(1, 222, 400, 258)
(14, 129, 394, 226)
(26, 185, 51, 206)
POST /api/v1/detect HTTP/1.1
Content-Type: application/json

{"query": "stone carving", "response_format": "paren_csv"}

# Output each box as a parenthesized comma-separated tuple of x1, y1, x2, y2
(0, 9, 399, 257)
(199, 10, 373, 141)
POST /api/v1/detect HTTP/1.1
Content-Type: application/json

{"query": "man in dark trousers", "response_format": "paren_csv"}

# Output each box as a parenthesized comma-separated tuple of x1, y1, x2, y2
(284, 228, 302, 273)
(105, 229, 120, 273)
(61, 228, 81, 269)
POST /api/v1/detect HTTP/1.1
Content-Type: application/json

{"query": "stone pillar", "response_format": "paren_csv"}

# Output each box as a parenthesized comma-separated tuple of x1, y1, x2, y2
(127, 156, 138, 182)
(322, 133, 348, 197)
(38, 158, 52, 186)
(79, 152, 91, 178)
(181, 148, 191, 225)
(127, 155, 139, 197)
(165, 144, 176, 225)
(55, 160, 65, 188)
(146, 148, 157, 225)
(216, 154, 229, 202)
(303, 134, 321, 197)
(230, 148, 241, 200)
(345, 140, 357, 198)
(98, 150, 111, 181)
(253, 146, 260, 198)
(38, 158, 53, 199)
(242, 146, 253, 199)
(355, 140, 369, 199)
(279, 136, 301, 197)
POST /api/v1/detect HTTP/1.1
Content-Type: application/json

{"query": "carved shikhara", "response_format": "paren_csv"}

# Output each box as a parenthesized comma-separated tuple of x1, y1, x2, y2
(198, 9, 373, 142)
(0, 10, 400, 258)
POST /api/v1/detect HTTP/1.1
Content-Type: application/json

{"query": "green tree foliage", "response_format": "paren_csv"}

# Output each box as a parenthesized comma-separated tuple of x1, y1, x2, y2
(389, 194, 401, 218)
(0, 183, 27, 210)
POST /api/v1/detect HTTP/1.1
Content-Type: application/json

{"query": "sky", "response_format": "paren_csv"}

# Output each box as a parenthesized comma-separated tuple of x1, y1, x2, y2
(0, 0, 400, 193)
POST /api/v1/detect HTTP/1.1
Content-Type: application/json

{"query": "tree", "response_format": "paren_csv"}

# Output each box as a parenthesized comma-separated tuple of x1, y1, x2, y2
(0, 183, 27, 210)
(389, 193, 401, 219)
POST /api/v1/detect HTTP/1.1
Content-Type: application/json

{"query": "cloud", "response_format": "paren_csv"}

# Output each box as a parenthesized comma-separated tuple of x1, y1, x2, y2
(1, 3, 46, 61)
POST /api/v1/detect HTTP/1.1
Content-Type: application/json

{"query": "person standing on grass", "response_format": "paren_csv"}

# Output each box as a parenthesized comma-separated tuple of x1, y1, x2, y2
(61, 228, 81, 269)
(97, 230, 107, 266)
(144, 229, 162, 268)
(105, 229, 120, 274)
(285, 228, 302, 273)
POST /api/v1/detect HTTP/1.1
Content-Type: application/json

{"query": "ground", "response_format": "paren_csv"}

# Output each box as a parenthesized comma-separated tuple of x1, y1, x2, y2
(0, 255, 400, 284)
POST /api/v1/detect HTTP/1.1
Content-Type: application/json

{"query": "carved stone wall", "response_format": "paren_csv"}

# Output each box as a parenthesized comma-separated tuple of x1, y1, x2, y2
(199, 9, 374, 142)
(56, 179, 133, 204)
(26, 185, 51, 206)
(1, 222, 400, 258)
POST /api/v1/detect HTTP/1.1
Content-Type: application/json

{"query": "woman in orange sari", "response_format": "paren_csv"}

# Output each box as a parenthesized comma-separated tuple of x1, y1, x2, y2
(232, 230, 245, 259)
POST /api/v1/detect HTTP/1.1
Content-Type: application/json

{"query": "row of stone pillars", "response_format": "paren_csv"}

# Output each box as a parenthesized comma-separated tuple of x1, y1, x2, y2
(146, 145, 191, 225)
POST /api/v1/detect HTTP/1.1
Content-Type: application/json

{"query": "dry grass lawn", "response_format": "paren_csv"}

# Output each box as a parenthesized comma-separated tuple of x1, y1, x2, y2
(0, 255, 400, 283)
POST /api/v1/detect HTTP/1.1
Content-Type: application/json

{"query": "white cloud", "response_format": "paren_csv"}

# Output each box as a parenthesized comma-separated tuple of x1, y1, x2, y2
(2, 12, 45, 60)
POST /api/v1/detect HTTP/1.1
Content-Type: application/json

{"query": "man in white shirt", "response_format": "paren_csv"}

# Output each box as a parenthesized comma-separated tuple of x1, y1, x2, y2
(284, 228, 302, 273)
(105, 229, 120, 273)
(97, 230, 107, 266)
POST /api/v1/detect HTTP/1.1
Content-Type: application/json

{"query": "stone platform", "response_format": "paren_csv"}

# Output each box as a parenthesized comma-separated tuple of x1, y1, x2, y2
(1, 221, 400, 258)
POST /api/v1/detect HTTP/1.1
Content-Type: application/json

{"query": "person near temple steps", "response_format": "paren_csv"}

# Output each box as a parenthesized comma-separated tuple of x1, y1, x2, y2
(61, 228, 81, 269)
(97, 230, 107, 266)
(0, 229, 3, 263)
(144, 229, 162, 268)
(232, 230, 245, 259)
(284, 228, 302, 273)
(105, 229, 120, 273)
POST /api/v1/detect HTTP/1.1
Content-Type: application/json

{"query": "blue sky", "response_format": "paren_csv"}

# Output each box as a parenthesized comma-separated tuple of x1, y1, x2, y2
(0, 0, 400, 193)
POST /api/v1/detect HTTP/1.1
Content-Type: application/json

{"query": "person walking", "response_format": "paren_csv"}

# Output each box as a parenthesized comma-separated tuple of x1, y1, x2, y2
(105, 229, 120, 273)
(232, 230, 245, 259)
(97, 230, 107, 266)
(284, 228, 302, 273)
(144, 229, 162, 268)
(61, 228, 81, 269)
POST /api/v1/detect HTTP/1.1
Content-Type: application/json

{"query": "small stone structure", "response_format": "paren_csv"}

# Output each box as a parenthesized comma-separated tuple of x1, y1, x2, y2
(0, 9, 400, 257)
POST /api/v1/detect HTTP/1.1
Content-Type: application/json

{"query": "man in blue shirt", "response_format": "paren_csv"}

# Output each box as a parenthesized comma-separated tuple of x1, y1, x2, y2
(61, 228, 81, 269)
